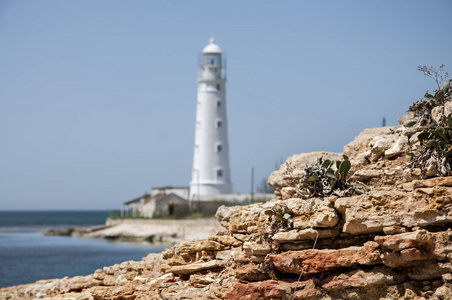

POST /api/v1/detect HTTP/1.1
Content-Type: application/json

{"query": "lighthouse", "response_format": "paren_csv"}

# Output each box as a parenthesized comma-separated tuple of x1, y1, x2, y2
(189, 39, 232, 200)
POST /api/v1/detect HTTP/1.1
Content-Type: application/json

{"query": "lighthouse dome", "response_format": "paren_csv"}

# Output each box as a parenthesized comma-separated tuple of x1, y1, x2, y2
(202, 38, 222, 53)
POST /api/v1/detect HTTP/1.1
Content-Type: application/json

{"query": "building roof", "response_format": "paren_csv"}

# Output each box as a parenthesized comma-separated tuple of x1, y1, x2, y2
(152, 186, 189, 191)
(155, 193, 189, 203)
(124, 192, 188, 205)
(202, 38, 222, 54)
(124, 193, 151, 205)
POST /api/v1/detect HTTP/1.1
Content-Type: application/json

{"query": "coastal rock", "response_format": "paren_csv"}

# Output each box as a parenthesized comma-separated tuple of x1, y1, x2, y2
(234, 264, 270, 282)
(321, 267, 405, 291)
(334, 188, 452, 235)
(267, 151, 343, 192)
(6, 104, 452, 300)
(164, 259, 225, 275)
(224, 280, 320, 300)
(268, 241, 381, 275)
(398, 111, 418, 126)
(343, 126, 399, 161)
(385, 135, 409, 158)
(216, 202, 265, 234)
(272, 227, 339, 242)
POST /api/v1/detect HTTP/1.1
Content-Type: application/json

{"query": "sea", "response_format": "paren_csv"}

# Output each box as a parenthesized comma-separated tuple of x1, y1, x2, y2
(0, 211, 170, 289)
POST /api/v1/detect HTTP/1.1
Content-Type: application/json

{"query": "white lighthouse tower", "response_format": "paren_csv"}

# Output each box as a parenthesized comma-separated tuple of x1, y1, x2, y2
(189, 38, 232, 200)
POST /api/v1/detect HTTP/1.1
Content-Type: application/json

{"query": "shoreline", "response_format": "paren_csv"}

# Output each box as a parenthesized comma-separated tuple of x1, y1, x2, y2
(44, 217, 221, 243)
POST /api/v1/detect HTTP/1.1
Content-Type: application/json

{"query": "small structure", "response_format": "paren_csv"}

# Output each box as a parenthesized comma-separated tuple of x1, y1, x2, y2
(122, 187, 189, 218)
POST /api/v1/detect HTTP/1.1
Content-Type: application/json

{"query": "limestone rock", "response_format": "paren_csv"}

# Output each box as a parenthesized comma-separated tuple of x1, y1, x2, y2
(268, 241, 381, 275)
(224, 280, 320, 300)
(165, 259, 225, 275)
(272, 228, 339, 242)
(234, 264, 270, 282)
(335, 188, 452, 235)
(6, 105, 452, 300)
(385, 135, 409, 158)
(407, 262, 452, 280)
(267, 151, 343, 191)
(343, 126, 399, 160)
(216, 202, 265, 234)
(321, 267, 405, 291)
(284, 198, 339, 228)
(398, 111, 417, 126)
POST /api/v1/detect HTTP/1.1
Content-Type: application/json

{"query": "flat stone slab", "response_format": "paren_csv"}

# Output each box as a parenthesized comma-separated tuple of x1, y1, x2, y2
(166, 260, 225, 275)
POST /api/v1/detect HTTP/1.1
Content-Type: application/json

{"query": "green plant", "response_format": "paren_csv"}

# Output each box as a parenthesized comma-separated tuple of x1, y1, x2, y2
(408, 66, 451, 126)
(263, 207, 293, 244)
(406, 65, 452, 177)
(296, 155, 364, 198)
(408, 113, 452, 177)
(264, 209, 292, 225)
(107, 210, 121, 220)
(417, 65, 449, 90)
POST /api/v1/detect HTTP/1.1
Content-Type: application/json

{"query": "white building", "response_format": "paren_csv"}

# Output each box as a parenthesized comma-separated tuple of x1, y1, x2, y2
(189, 39, 232, 200)
(122, 187, 189, 218)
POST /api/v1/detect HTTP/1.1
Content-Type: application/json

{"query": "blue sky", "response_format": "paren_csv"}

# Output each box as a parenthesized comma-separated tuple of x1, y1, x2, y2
(1, 0, 451, 210)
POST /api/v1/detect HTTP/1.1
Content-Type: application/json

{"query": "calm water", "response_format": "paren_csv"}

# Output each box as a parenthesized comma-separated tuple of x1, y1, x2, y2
(0, 211, 169, 288)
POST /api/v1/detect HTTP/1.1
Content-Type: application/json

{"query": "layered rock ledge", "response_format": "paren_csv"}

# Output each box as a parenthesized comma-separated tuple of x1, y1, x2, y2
(3, 106, 452, 299)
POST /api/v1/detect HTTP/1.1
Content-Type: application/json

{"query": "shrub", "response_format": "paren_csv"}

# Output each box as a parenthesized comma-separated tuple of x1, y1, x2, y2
(289, 155, 364, 199)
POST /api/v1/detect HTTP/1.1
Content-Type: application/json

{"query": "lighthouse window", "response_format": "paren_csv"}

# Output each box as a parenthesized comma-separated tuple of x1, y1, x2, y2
(216, 84, 221, 91)
(217, 101, 221, 107)
(217, 170, 223, 178)
(217, 120, 222, 128)
(211, 58, 214, 65)
(217, 144, 222, 152)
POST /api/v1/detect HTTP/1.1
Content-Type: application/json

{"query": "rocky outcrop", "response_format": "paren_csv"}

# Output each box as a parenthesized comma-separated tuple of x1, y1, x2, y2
(3, 104, 452, 299)
(268, 152, 343, 199)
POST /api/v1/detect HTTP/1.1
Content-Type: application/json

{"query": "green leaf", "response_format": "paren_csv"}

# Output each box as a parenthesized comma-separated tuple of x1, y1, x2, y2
(331, 179, 337, 190)
(336, 161, 341, 170)
(325, 168, 335, 178)
(436, 89, 445, 101)
(322, 159, 331, 169)
(446, 115, 452, 127)
(317, 157, 323, 168)
(418, 131, 429, 142)
(264, 210, 274, 216)
(283, 213, 291, 220)
(436, 127, 447, 141)
(416, 145, 425, 150)
(339, 160, 351, 176)
(444, 81, 450, 94)
(425, 139, 437, 147)
(308, 173, 319, 182)
(444, 147, 452, 158)
(424, 92, 434, 100)
(353, 188, 365, 195)
(276, 214, 284, 222)
(405, 151, 415, 158)
(342, 154, 349, 160)
(405, 121, 417, 128)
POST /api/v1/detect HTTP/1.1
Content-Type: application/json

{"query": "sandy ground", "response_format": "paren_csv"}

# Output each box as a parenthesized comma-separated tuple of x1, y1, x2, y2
(84, 218, 221, 242)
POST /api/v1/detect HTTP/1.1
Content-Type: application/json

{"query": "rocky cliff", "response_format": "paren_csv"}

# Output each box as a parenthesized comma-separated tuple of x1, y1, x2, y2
(2, 92, 452, 299)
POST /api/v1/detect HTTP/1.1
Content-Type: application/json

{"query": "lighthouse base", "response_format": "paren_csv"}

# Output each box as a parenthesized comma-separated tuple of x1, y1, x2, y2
(189, 182, 232, 201)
